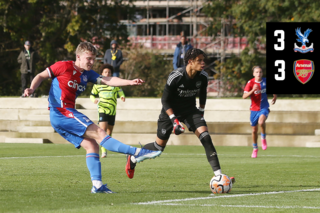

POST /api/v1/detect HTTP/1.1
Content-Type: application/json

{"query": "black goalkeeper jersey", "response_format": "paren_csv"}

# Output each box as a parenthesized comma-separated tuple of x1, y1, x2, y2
(161, 66, 208, 116)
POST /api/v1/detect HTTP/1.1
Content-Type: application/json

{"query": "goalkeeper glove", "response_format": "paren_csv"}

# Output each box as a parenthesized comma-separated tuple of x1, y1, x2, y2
(169, 114, 185, 135)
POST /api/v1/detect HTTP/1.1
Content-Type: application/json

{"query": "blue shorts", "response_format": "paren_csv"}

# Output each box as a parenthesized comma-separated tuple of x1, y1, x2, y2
(250, 108, 269, 126)
(50, 107, 94, 148)
(112, 72, 120, 77)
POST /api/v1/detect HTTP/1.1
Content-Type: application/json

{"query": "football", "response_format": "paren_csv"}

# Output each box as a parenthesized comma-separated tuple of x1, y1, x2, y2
(209, 174, 232, 194)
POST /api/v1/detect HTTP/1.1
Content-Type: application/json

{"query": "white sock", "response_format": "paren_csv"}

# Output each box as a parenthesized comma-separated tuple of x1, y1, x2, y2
(214, 169, 222, 176)
(92, 180, 103, 189)
(134, 148, 141, 156)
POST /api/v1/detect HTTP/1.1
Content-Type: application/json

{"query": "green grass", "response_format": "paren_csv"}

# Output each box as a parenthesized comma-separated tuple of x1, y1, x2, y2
(0, 144, 319, 213)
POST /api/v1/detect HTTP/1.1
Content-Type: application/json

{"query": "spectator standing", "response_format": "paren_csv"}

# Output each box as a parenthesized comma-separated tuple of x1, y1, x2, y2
(103, 40, 123, 77)
(17, 41, 39, 97)
(173, 35, 193, 70)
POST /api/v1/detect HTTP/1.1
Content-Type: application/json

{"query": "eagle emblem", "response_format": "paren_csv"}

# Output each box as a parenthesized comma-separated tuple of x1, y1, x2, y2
(294, 28, 314, 53)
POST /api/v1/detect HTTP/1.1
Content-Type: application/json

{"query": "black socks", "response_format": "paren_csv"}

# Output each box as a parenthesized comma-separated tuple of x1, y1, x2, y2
(199, 131, 221, 171)
(143, 141, 165, 151)
(130, 141, 165, 169)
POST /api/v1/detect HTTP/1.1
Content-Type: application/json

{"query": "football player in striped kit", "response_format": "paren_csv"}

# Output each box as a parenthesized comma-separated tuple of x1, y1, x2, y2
(90, 64, 125, 158)
(126, 48, 234, 183)
(243, 66, 277, 158)
(23, 42, 162, 193)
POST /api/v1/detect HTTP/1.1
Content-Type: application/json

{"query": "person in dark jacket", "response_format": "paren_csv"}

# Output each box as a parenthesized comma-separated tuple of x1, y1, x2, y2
(17, 41, 39, 97)
(173, 35, 193, 70)
(103, 40, 123, 77)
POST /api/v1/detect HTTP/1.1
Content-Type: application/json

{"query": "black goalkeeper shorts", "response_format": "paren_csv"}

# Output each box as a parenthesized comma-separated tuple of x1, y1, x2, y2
(98, 113, 116, 126)
(157, 109, 207, 140)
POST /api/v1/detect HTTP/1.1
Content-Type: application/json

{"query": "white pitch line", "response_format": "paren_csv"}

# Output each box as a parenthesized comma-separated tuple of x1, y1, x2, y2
(262, 154, 320, 158)
(0, 155, 84, 160)
(160, 153, 320, 158)
(0, 154, 131, 160)
(159, 203, 320, 209)
(0, 153, 319, 160)
(0, 153, 136, 160)
(136, 188, 320, 205)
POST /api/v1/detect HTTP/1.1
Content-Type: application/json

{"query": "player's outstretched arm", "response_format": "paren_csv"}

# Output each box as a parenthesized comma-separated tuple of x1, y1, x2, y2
(271, 94, 277, 105)
(100, 77, 144, 87)
(24, 70, 50, 97)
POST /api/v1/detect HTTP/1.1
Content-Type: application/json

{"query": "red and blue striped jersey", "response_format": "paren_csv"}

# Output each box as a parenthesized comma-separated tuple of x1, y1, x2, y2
(244, 77, 269, 111)
(46, 61, 100, 108)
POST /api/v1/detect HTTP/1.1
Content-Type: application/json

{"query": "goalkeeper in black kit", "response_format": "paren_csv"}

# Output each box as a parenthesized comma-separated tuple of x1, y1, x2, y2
(126, 48, 234, 183)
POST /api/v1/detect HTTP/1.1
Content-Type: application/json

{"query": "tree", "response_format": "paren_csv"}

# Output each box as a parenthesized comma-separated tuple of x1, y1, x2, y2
(203, 0, 320, 96)
(0, 0, 135, 96)
(120, 49, 172, 97)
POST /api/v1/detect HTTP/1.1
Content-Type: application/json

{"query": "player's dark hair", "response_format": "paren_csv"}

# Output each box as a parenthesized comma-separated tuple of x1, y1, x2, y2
(184, 48, 207, 65)
(252, 66, 262, 72)
(99, 63, 114, 75)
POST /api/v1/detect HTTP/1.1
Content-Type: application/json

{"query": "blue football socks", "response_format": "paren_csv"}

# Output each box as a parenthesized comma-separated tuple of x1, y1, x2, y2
(261, 133, 266, 139)
(86, 153, 101, 181)
(253, 143, 258, 149)
(100, 135, 136, 155)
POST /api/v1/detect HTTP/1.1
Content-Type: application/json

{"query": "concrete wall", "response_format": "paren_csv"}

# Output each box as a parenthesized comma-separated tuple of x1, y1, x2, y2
(1, 97, 320, 147)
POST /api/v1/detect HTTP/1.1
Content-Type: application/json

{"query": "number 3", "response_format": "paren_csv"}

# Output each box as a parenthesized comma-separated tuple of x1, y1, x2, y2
(275, 60, 285, 81)
(274, 30, 285, 51)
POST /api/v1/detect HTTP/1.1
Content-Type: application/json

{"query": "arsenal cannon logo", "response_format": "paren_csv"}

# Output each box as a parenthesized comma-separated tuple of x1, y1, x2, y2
(293, 59, 315, 84)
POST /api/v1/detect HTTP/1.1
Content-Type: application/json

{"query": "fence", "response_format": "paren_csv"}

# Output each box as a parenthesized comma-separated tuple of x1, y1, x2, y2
(128, 36, 266, 51)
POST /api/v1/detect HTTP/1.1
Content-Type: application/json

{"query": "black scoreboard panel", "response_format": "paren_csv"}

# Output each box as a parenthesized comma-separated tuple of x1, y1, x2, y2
(266, 22, 319, 94)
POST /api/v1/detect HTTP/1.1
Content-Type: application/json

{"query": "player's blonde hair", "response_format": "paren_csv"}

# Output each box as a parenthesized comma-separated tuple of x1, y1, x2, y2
(252, 66, 262, 72)
(75, 42, 97, 55)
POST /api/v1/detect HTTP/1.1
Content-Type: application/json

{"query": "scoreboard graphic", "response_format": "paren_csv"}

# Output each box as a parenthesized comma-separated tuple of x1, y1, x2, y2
(266, 22, 319, 94)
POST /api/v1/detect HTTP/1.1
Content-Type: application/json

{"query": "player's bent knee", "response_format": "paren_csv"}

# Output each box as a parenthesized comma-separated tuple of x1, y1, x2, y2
(195, 126, 208, 133)
(197, 126, 208, 132)
(96, 127, 107, 140)
(81, 138, 99, 153)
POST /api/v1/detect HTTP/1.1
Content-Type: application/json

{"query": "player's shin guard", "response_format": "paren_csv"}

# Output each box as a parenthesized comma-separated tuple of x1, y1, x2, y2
(143, 141, 165, 151)
(86, 153, 102, 181)
(199, 131, 221, 172)
(100, 135, 136, 155)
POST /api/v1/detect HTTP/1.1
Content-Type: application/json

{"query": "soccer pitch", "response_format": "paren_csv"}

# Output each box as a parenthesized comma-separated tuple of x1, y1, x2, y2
(0, 143, 319, 213)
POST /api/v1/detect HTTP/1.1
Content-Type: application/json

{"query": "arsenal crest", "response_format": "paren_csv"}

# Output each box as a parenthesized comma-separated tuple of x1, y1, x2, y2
(161, 129, 166, 135)
(293, 59, 315, 84)
(196, 81, 202, 88)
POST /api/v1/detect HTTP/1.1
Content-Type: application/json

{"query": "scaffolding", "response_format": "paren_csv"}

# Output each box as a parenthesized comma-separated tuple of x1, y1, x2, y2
(121, 0, 265, 96)
(123, 0, 260, 55)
